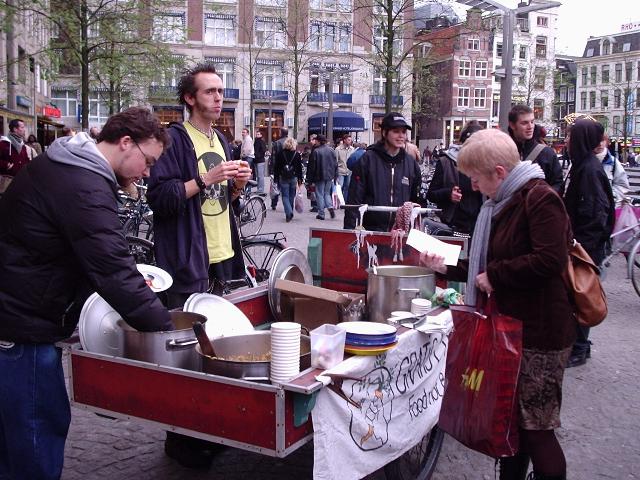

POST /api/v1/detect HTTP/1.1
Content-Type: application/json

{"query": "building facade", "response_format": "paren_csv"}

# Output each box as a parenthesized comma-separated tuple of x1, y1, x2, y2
(553, 54, 577, 140)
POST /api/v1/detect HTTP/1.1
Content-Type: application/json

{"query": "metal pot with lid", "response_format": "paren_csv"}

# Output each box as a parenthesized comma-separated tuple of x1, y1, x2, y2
(366, 266, 435, 323)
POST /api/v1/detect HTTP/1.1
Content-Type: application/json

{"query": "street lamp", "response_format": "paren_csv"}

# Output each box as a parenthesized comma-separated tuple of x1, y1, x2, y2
(455, 0, 561, 130)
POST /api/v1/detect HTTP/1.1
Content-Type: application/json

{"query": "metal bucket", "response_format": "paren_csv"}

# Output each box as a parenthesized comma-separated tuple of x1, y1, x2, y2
(366, 266, 436, 323)
(197, 331, 311, 382)
(119, 311, 207, 371)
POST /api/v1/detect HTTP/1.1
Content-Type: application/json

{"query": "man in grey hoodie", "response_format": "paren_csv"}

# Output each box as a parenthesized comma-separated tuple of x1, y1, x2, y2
(0, 107, 173, 480)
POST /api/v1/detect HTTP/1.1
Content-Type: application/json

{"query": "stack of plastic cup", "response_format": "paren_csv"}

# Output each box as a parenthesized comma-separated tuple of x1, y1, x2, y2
(411, 298, 432, 317)
(270, 322, 301, 385)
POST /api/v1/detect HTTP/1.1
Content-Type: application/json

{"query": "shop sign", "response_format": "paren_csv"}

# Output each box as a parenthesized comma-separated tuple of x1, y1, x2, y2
(16, 95, 32, 108)
(632, 137, 640, 147)
(43, 105, 62, 118)
(621, 21, 640, 32)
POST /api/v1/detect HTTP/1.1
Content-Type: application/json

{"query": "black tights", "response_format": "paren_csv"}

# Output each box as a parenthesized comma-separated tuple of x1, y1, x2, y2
(521, 429, 566, 477)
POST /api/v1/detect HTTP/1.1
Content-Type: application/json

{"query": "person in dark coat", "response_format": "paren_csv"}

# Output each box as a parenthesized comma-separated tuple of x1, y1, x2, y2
(426, 121, 483, 234)
(308, 134, 338, 220)
(253, 130, 267, 195)
(508, 104, 564, 194)
(0, 107, 174, 480)
(421, 129, 575, 480)
(269, 128, 288, 210)
(344, 113, 424, 231)
(563, 119, 615, 368)
(147, 63, 252, 468)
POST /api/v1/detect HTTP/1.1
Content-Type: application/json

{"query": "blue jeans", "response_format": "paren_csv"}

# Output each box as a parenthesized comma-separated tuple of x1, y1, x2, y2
(0, 343, 71, 480)
(337, 174, 351, 203)
(279, 177, 298, 218)
(256, 162, 265, 193)
(315, 179, 333, 218)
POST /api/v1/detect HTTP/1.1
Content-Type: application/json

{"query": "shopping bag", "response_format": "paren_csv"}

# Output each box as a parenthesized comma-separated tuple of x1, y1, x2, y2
(269, 177, 280, 199)
(439, 299, 522, 458)
(612, 203, 640, 254)
(294, 187, 304, 214)
(335, 183, 345, 207)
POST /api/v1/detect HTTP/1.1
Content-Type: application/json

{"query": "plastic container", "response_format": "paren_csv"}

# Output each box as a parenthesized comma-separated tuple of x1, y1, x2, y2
(310, 324, 346, 370)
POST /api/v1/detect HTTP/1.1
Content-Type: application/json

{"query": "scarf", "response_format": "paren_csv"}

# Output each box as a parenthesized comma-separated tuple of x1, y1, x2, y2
(465, 161, 545, 306)
(8, 133, 24, 155)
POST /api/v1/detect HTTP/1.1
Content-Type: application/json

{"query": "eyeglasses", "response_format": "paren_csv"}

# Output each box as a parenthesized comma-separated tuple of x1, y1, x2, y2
(133, 141, 156, 167)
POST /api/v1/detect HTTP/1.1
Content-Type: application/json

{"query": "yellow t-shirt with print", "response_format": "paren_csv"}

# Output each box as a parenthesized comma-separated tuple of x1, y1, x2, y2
(184, 122, 234, 264)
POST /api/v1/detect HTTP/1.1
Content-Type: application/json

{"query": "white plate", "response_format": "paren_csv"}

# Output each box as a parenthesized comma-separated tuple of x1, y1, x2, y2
(337, 321, 397, 336)
(184, 293, 254, 339)
(136, 264, 173, 293)
(78, 293, 125, 356)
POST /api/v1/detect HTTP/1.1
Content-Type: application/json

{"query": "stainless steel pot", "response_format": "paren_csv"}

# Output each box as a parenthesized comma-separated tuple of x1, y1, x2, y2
(367, 266, 436, 323)
(197, 331, 311, 382)
(119, 311, 207, 371)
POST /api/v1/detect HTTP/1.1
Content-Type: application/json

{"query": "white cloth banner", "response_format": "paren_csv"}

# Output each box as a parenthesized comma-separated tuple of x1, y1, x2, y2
(312, 329, 449, 480)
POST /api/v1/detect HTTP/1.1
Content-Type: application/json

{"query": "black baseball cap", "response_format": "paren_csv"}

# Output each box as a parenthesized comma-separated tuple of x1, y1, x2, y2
(381, 112, 412, 131)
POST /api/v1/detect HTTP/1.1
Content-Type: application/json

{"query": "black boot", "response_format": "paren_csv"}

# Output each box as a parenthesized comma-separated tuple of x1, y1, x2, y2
(500, 453, 530, 480)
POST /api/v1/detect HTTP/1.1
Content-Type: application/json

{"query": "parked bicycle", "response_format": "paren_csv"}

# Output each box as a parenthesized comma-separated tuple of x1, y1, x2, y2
(236, 180, 267, 238)
(118, 183, 153, 242)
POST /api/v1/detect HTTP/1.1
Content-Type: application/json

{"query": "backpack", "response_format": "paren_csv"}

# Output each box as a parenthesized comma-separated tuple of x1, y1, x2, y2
(280, 151, 296, 179)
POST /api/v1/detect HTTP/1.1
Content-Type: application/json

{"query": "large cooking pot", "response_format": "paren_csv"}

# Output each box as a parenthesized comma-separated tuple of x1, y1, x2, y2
(119, 311, 207, 371)
(197, 331, 311, 382)
(367, 266, 435, 323)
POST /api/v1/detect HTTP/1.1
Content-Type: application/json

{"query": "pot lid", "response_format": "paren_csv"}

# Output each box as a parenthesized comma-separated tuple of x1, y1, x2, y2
(268, 248, 314, 323)
(136, 264, 173, 293)
(183, 293, 253, 339)
(78, 292, 124, 356)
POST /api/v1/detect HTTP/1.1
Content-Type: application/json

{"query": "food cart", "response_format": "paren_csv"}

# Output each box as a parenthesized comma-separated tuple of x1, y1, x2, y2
(65, 227, 468, 479)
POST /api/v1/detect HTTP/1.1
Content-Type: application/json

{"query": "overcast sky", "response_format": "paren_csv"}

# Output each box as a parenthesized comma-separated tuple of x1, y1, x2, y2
(441, 0, 640, 56)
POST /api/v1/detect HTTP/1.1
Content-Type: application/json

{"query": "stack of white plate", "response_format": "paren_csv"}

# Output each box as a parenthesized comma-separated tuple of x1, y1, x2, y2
(183, 293, 254, 339)
(411, 298, 432, 316)
(270, 322, 301, 385)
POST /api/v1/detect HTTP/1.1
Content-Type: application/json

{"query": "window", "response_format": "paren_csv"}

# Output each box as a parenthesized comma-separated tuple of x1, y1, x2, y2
(637, 88, 640, 108)
(559, 86, 567, 102)
(534, 68, 545, 89)
(612, 116, 620, 135)
(338, 25, 350, 53)
(590, 66, 596, 85)
(580, 91, 587, 110)
(519, 45, 527, 60)
(153, 13, 185, 43)
(311, 0, 345, 9)
(535, 36, 547, 59)
(372, 67, 398, 96)
(568, 86, 575, 102)
(533, 99, 544, 120)
(622, 43, 631, 52)
(150, 55, 185, 87)
(601, 91, 608, 108)
(636, 115, 640, 135)
(255, 63, 284, 90)
(614, 89, 621, 108)
(626, 62, 633, 82)
(256, 0, 285, 5)
(50, 89, 77, 117)
(602, 65, 609, 84)
(582, 67, 588, 86)
(373, 24, 402, 56)
(586, 48, 594, 57)
(474, 60, 487, 78)
(255, 18, 285, 48)
(537, 16, 548, 27)
(89, 91, 113, 124)
(615, 63, 622, 82)
(473, 87, 486, 108)
(638, 61, 640, 81)
(589, 91, 596, 109)
(309, 71, 351, 94)
(338, 0, 351, 12)
(496, 42, 502, 58)
(458, 59, 471, 77)
(206, 60, 235, 88)
(325, 24, 336, 51)
(457, 87, 470, 108)
(518, 68, 526, 85)
(311, 23, 349, 52)
(204, 16, 235, 46)
(602, 40, 610, 55)
(310, 23, 321, 50)
(467, 38, 480, 51)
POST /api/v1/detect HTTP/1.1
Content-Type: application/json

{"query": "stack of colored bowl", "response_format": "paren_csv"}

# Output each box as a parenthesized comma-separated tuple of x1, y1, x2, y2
(337, 322, 398, 356)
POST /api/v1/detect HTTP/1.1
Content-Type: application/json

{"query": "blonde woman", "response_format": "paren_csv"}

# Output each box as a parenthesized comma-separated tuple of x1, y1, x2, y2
(273, 137, 303, 222)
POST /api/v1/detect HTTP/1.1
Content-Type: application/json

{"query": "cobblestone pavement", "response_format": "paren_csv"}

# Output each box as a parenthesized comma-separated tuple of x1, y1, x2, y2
(63, 194, 640, 479)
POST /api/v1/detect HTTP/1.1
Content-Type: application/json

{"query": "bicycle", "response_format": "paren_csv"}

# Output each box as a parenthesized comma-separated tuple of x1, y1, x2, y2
(118, 183, 154, 242)
(126, 235, 155, 265)
(241, 232, 287, 284)
(236, 180, 267, 238)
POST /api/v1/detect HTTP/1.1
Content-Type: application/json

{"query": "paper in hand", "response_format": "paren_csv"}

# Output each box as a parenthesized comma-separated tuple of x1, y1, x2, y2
(406, 229, 461, 266)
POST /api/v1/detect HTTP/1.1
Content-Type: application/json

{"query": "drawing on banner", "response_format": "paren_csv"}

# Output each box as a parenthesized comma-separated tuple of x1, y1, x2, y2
(347, 365, 395, 451)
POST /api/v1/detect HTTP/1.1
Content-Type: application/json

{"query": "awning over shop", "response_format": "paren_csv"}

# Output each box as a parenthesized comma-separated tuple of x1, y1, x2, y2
(308, 111, 366, 133)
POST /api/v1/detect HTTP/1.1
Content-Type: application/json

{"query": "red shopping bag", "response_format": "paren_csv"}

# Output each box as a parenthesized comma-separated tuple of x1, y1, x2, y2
(438, 299, 522, 458)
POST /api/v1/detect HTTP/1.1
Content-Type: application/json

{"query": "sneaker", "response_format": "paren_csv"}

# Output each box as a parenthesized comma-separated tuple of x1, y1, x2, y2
(310, 207, 318, 213)
(316, 214, 325, 220)
(566, 351, 587, 368)
(329, 208, 336, 219)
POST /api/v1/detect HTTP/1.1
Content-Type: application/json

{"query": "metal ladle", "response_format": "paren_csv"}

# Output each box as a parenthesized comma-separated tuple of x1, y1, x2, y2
(193, 321, 216, 357)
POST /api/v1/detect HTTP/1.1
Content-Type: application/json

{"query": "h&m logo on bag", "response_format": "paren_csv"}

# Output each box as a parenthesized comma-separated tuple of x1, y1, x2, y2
(461, 367, 484, 392)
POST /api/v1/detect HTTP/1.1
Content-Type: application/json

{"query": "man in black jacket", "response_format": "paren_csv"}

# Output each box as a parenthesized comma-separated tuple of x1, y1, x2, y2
(508, 104, 564, 194)
(345, 112, 424, 231)
(308, 134, 338, 220)
(0, 107, 174, 480)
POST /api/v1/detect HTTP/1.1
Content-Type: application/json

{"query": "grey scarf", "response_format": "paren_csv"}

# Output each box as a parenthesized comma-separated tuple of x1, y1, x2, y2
(465, 161, 545, 306)
(8, 133, 24, 154)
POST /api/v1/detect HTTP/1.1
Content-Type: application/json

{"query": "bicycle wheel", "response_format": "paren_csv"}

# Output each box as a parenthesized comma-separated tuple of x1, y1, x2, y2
(126, 236, 155, 265)
(383, 425, 445, 480)
(242, 240, 285, 283)
(629, 239, 640, 297)
(239, 196, 267, 238)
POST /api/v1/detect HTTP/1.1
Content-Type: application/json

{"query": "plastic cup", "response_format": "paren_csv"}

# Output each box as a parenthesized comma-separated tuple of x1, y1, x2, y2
(310, 324, 346, 370)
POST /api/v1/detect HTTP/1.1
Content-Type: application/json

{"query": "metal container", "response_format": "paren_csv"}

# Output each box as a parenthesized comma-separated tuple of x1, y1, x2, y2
(366, 266, 436, 323)
(120, 311, 207, 371)
(197, 331, 311, 382)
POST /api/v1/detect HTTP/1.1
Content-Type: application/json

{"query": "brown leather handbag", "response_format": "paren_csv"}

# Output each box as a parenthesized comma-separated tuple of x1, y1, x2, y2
(562, 239, 608, 327)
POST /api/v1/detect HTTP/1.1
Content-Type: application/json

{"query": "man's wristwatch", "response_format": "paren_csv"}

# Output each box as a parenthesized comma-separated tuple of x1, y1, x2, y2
(195, 175, 207, 190)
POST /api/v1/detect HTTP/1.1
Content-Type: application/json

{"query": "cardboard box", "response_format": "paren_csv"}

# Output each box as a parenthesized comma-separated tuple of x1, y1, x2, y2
(275, 279, 365, 330)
